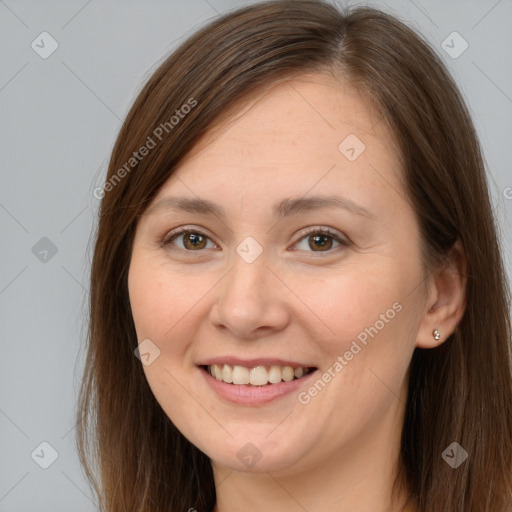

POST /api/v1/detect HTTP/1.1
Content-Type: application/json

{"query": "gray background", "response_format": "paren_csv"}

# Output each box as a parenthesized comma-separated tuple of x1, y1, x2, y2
(1, 0, 511, 510)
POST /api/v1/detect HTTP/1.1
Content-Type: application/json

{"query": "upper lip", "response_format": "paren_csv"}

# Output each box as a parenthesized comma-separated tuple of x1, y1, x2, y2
(197, 357, 316, 369)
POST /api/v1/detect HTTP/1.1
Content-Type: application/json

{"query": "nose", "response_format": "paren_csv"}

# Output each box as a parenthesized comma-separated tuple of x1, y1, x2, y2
(209, 251, 290, 340)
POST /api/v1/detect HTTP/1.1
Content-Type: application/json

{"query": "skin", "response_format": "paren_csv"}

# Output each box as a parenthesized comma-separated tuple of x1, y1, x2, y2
(128, 72, 466, 512)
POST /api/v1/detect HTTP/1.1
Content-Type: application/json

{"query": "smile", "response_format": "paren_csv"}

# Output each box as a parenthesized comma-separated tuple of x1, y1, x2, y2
(205, 363, 315, 386)
(199, 361, 318, 405)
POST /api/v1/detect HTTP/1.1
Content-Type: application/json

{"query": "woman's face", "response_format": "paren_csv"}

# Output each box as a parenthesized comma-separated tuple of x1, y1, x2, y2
(128, 73, 429, 476)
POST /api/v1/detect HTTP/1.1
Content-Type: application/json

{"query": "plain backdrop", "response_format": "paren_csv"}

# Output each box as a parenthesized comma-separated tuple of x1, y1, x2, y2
(1, 0, 511, 510)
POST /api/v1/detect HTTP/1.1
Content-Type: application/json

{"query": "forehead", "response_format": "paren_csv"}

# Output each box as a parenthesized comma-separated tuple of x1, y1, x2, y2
(181, 72, 395, 162)
(151, 72, 404, 210)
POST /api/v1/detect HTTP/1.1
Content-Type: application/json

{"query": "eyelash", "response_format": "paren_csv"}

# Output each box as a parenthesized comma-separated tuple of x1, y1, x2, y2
(161, 226, 350, 256)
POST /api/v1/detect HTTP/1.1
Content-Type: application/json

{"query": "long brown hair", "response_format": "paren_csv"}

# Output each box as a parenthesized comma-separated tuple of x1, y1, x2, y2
(77, 1, 512, 510)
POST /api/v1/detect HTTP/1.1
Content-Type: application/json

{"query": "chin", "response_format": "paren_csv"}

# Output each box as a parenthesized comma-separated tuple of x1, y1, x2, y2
(202, 430, 314, 475)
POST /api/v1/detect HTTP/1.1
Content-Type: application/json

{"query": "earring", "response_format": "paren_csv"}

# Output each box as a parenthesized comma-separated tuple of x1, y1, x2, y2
(433, 328, 440, 340)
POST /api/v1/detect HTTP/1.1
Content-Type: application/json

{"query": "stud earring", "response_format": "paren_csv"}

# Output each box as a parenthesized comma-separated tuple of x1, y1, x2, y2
(433, 328, 440, 340)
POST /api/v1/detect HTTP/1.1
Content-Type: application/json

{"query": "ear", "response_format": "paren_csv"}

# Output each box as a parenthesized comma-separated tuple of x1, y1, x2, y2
(416, 238, 467, 348)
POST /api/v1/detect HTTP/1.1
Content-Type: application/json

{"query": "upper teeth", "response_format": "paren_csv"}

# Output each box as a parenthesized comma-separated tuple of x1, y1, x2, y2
(208, 364, 309, 385)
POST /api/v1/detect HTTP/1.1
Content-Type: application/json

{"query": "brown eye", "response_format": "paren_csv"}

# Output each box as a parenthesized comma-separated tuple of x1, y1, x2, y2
(308, 233, 334, 251)
(163, 229, 215, 251)
(293, 228, 349, 254)
(182, 232, 207, 250)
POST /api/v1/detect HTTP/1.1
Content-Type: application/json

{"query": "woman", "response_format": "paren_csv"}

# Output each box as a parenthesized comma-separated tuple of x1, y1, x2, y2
(77, 1, 512, 511)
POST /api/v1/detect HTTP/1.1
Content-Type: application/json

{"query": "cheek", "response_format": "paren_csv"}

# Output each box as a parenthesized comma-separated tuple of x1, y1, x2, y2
(293, 266, 403, 346)
(128, 257, 221, 365)
(128, 260, 203, 425)
(128, 265, 166, 341)
(301, 262, 420, 396)
(128, 255, 188, 340)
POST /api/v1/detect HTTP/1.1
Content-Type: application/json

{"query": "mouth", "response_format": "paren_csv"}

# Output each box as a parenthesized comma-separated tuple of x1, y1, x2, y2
(200, 363, 318, 386)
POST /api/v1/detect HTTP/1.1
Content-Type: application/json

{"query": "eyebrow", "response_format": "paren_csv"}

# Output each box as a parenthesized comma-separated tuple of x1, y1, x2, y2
(146, 194, 377, 221)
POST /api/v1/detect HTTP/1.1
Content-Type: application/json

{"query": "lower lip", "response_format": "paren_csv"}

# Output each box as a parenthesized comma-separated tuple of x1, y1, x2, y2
(200, 366, 318, 405)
